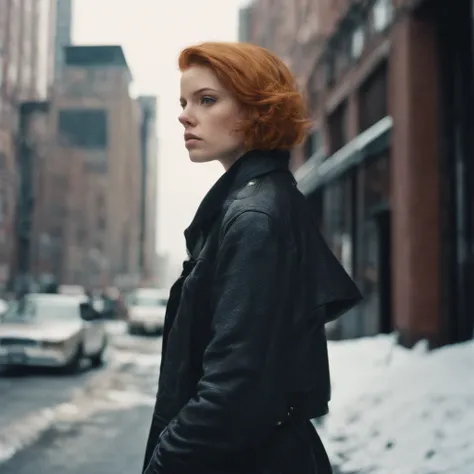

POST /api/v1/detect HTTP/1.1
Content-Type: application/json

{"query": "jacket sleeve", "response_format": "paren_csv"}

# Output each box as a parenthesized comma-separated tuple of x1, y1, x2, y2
(144, 210, 292, 474)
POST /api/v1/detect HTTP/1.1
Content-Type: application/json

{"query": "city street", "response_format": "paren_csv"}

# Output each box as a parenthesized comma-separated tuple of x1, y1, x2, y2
(0, 325, 473, 473)
(0, 324, 162, 474)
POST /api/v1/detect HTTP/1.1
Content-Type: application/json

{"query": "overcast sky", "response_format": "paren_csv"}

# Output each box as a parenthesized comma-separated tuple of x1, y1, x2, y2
(73, 0, 249, 265)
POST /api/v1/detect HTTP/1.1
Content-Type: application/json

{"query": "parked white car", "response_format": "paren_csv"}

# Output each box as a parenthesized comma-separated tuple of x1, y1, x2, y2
(127, 288, 169, 335)
(0, 293, 107, 373)
(0, 298, 7, 316)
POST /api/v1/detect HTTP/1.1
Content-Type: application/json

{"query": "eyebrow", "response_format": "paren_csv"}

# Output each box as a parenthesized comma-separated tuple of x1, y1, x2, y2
(180, 87, 219, 102)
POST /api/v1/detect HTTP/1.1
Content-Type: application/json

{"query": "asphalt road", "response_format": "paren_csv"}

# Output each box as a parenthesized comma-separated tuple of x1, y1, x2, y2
(0, 361, 100, 429)
(0, 327, 161, 473)
(0, 328, 343, 474)
(2, 397, 153, 474)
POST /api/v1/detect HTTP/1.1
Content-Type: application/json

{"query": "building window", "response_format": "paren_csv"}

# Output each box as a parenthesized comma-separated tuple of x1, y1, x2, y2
(356, 153, 391, 334)
(358, 61, 388, 132)
(76, 228, 85, 244)
(335, 36, 351, 76)
(351, 26, 365, 59)
(371, 0, 393, 32)
(304, 130, 323, 161)
(328, 100, 349, 154)
(0, 194, 4, 223)
(307, 66, 320, 111)
(325, 55, 336, 87)
(322, 173, 356, 277)
(97, 215, 106, 231)
(97, 194, 105, 209)
(58, 109, 108, 149)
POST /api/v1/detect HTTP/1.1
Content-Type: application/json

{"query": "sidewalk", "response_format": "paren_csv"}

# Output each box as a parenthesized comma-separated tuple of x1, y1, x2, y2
(320, 335, 474, 474)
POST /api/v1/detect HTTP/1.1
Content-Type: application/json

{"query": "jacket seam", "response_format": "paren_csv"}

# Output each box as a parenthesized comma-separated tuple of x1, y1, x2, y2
(219, 208, 278, 246)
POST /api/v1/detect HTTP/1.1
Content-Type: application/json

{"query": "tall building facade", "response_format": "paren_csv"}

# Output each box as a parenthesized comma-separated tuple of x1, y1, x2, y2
(137, 96, 158, 286)
(0, 0, 56, 292)
(238, 4, 253, 42)
(246, 0, 474, 347)
(32, 45, 142, 290)
(54, 0, 72, 83)
(35, 0, 56, 99)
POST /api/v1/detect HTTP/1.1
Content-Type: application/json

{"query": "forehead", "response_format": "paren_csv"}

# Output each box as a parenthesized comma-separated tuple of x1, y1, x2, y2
(180, 65, 223, 94)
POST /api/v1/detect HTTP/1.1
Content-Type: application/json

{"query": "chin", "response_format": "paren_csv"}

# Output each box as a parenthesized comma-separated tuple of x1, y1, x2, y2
(188, 150, 215, 163)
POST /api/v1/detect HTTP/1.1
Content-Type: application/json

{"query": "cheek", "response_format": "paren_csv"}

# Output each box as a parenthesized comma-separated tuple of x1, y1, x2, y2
(212, 112, 242, 138)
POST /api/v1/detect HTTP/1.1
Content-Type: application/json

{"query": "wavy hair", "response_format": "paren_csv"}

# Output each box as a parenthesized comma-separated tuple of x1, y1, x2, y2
(178, 42, 311, 151)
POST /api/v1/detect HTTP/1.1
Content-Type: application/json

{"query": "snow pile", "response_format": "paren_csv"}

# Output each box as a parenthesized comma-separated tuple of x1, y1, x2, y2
(110, 349, 161, 368)
(320, 335, 474, 474)
(0, 347, 160, 465)
(0, 408, 56, 463)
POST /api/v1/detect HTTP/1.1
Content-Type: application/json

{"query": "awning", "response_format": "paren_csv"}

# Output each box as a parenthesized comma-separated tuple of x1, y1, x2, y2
(296, 115, 393, 195)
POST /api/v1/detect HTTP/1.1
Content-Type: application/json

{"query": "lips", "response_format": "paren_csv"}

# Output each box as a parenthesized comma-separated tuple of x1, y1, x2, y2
(184, 133, 201, 142)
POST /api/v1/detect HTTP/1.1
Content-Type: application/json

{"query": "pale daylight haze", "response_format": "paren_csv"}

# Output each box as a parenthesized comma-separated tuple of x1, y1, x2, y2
(73, 0, 250, 267)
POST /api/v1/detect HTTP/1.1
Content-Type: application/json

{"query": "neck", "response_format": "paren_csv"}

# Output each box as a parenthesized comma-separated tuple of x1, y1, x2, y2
(218, 147, 247, 171)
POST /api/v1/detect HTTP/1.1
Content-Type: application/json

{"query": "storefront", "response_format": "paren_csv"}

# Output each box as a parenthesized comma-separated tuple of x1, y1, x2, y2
(436, 0, 474, 341)
(297, 0, 474, 346)
(297, 116, 392, 339)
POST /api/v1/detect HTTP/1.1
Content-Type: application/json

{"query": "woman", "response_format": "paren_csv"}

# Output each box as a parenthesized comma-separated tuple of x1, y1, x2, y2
(143, 42, 361, 474)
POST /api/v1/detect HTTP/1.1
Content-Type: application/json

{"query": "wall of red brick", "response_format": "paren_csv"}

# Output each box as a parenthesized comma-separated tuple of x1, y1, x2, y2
(248, 0, 446, 345)
(389, 13, 442, 345)
(249, 0, 347, 78)
(248, 0, 350, 165)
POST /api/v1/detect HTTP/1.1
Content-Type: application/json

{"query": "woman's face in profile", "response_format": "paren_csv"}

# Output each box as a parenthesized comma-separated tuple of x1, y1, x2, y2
(179, 65, 246, 169)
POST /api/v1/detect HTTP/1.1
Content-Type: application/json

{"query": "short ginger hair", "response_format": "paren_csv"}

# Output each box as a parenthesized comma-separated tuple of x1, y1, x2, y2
(178, 42, 311, 151)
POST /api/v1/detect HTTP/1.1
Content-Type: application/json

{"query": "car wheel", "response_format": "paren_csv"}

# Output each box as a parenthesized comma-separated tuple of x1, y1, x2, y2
(128, 324, 139, 335)
(63, 344, 83, 374)
(90, 336, 107, 368)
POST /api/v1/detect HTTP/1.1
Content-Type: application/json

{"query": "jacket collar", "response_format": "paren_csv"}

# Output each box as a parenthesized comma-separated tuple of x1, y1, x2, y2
(184, 149, 290, 256)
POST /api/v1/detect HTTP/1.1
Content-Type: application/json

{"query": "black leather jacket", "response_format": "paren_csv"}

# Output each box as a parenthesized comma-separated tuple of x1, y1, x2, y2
(143, 150, 362, 474)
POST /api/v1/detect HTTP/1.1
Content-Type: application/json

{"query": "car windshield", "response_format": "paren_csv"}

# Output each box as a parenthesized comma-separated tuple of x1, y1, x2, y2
(2, 296, 79, 323)
(131, 295, 168, 307)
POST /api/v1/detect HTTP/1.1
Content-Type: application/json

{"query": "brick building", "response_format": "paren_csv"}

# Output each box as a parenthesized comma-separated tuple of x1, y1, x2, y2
(0, 0, 56, 292)
(137, 96, 158, 286)
(53, 0, 72, 83)
(32, 45, 142, 290)
(245, 0, 474, 346)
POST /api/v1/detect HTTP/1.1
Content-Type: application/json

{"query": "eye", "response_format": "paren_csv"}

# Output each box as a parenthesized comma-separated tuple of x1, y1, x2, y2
(201, 96, 216, 106)
(179, 101, 186, 109)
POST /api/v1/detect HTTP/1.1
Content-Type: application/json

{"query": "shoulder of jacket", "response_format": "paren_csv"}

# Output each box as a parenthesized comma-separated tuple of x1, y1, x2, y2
(221, 202, 274, 233)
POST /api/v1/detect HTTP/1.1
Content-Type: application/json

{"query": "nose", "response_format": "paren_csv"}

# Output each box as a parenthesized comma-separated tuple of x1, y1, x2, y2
(178, 106, 195, 127)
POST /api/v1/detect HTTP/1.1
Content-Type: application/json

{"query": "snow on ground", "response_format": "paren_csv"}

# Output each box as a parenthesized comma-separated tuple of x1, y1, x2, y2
(0, 407, 56, 463)
(0, 345, 160, 464)
(2, 325, 473, 473)
(320, 335, 474, 474)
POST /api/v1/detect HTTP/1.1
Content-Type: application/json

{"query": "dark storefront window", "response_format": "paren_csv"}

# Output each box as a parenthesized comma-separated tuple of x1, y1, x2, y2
(328, 100, 349, 154)
(358, 61, 388, 132)
(356, 153, 391, 335)
(322, 173, 356, 278)
(437, 0, 474, 342)
(304, 130, 322, 161)
(321, 173, 358, 339)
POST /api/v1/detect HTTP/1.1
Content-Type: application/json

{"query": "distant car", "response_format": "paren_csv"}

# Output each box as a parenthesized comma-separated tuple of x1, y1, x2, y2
(0, 293, 107, 373)
(0, 299, 7, 316)
(127, 288, 169, 335)
(58, 284, 86, 297)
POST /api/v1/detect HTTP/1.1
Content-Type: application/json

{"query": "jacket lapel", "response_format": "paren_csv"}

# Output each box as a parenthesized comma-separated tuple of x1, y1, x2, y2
(184, 149, 291, 259)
